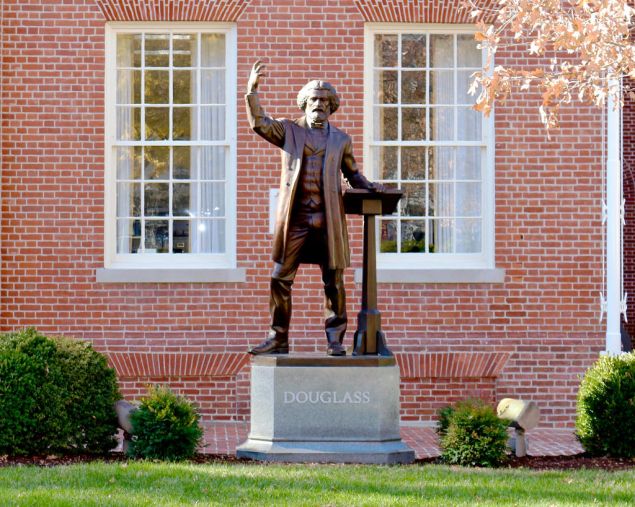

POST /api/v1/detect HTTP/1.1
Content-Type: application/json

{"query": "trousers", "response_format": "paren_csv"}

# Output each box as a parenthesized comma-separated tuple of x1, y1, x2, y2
(269, 210, 347, 344)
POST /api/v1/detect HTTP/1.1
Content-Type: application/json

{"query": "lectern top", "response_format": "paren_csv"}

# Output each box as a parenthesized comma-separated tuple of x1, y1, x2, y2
(343, 189, 403, 216)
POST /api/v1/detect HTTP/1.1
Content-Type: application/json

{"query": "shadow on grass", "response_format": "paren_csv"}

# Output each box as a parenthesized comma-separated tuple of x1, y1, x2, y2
(1, 462, 634, 506)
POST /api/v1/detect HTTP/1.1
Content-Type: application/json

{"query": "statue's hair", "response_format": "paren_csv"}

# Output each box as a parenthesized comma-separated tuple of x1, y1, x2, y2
(296, 80, 340, 114)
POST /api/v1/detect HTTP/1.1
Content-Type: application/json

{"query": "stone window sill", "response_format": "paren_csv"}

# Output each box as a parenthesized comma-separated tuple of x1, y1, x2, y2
(96, 267, 247, 283)
(354, 268, 506, 284)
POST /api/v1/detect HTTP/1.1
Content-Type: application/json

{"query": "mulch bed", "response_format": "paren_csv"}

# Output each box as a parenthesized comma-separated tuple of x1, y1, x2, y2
(1, 452, 634, 470)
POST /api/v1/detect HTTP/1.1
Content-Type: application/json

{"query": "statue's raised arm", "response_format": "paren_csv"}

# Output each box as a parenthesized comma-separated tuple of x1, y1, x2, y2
(244, 60, 285, 148)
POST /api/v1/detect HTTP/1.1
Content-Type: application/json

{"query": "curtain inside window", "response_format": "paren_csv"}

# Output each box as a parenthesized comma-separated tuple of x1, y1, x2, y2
(194, 33, 226, 253)
(117, 36, 134, 254)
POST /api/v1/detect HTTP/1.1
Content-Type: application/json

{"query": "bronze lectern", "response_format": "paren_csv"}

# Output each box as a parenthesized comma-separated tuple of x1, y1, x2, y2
(344, 189, 403, 356)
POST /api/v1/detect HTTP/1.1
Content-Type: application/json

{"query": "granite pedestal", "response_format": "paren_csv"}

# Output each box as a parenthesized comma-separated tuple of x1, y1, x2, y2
(236, 355, 415, 464)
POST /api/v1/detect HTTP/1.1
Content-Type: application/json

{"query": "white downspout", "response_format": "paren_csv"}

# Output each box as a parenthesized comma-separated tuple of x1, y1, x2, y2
(606, 79, 622, 355)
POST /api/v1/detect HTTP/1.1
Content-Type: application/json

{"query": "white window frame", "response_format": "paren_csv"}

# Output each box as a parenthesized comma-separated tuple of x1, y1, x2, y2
(364, 23, 496, 272)
(103, 22, 238, 271)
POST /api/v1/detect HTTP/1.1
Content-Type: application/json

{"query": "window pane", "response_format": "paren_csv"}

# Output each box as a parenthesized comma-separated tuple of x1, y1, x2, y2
(457, 107, 481, 141)
(116, 183, 141, 217)
(117, 219, 141, 253)
(173, 107, 193, 140)
(145, 34, 169, 67)
(430, 147, 455, 180)
(430, 107, 453, 141)
(201, 69, 225, 104)
(457, 70, 476, 104)
(373, 106, 397, 141)
(401, 71, 425, 104)
(173, 183, 191, 216)
(402, 147, 426, 180)
(429, 218, 454, 253)
(144, 183, 169, 216)
(174, 69, 196, 104)
(117, 34, 141, 67)
(173, 220, 192, 253)
(402, 183, 425, 216)
(430, 34, 453, 67)
(117, 69, 141, 104)
(456, 183, 481, 217)
(430, 182, 454, 216)
(174, 146, 194, 180)
(145, 220, 169, 253)
(456, 218, 481, 253)
(402, 107, 425, 140)
(401, 220, 426, 253)
(380, 220, 397, 252)
(173, 34, 196, 67)
(116, 146, 142, 180)
(430, 70, 454, 104)
(145, 107, 169, 140)
(201, 34, 225, 66)
(200, 182, 225, 217)
(372, 146, 398, 180)
(456, 147, 481, 180)
(374, 70, 398, 104)
(144, 146, 169, 179)
(197, 219, 225, 253)
(401, 33, 426, 68)
(374, 34, 398, 67)
(200, 146, 226, 180)
(116, 107, 141, 141)
(457, 34, 481, 67)
(201, 106, 225, 140)
(145, 70, 169, 104)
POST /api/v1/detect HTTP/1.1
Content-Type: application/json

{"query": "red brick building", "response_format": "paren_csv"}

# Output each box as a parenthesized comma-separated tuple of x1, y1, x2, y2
(1, 0, 626, 428)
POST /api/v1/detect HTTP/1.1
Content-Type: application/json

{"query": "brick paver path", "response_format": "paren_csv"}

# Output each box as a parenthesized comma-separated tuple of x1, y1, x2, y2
(202, 422, 583, 458)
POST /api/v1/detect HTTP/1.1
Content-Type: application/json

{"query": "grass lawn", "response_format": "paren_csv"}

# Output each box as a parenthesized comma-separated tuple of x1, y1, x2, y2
(1, 461, 634, 506)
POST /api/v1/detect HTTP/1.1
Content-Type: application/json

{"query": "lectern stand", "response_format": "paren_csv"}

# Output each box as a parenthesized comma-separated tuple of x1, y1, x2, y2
(344, 189, 402, 356)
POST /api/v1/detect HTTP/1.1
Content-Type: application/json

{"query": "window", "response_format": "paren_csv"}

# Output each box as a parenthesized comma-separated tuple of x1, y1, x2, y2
(104, 24, 237, 269)
(365, 25, 494, 270)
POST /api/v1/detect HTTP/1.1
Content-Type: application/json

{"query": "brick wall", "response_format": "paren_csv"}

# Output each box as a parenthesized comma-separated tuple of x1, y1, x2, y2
(1, 0, 605, 427)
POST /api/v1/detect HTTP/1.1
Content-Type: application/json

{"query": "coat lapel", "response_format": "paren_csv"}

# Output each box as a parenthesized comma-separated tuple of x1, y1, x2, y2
(292, 118, 307, 170)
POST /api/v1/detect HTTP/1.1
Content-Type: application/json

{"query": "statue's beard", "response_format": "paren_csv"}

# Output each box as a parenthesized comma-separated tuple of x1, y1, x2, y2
(307, 109, 329, 127)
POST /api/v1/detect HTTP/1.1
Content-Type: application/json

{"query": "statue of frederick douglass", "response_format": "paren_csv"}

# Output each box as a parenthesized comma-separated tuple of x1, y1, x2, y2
(245, 61, 382, 356)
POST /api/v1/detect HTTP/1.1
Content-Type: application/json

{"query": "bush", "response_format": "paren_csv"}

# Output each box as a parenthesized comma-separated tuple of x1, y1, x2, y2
(128, 386, 203, 461)
(437, 399, 509, 467)
(576, 352, 635, 457)
(0, 328, 120, 456)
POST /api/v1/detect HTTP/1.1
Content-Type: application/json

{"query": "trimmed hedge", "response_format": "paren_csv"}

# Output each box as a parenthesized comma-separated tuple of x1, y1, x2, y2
(437, 399, 509, 467)
(576, 352, 635, 457)
(128, 385, 203, 461)
(0, 328, 120, 455)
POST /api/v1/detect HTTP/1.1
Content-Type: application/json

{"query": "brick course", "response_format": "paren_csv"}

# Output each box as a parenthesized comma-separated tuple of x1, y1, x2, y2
(1, 0, 605, 427)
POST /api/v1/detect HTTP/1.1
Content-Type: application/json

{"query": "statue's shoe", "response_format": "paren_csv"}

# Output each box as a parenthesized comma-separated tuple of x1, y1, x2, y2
(248, 337, 289, 355)
(327, 342, 346, 356)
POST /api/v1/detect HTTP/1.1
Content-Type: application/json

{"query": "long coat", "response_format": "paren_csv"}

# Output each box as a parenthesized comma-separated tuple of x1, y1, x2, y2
(245, 93, 372, 269)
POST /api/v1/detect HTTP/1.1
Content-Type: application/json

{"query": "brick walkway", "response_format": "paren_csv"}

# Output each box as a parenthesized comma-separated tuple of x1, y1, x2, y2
(201, 422, 583, 458)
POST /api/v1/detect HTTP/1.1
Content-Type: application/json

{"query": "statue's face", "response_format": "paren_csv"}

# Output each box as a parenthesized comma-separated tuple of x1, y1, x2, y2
(305, 89, 331, 124)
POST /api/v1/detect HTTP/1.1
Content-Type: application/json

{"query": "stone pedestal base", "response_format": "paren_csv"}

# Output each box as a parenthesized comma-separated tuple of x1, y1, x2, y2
(236, 355, 415, 464)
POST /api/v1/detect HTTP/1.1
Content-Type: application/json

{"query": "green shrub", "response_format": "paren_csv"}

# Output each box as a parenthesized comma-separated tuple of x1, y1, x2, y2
(0, 328, 120, 456)
(128, 386, 203, 461)
(576, 352, 635, 457)
(436, 405, 455, 437)
(54, 336, 121, 453)
(437, 399, 509, 467)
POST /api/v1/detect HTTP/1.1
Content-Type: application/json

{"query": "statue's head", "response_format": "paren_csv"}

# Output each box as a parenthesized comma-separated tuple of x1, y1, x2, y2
(297, 81, 340, 124)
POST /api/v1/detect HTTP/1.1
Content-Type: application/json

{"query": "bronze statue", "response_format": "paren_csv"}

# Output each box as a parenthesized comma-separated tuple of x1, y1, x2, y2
(245, 61, 382, 356)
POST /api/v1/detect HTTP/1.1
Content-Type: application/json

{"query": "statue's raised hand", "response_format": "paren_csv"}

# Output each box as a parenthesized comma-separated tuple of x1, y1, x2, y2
(247, 60, 266, 93)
